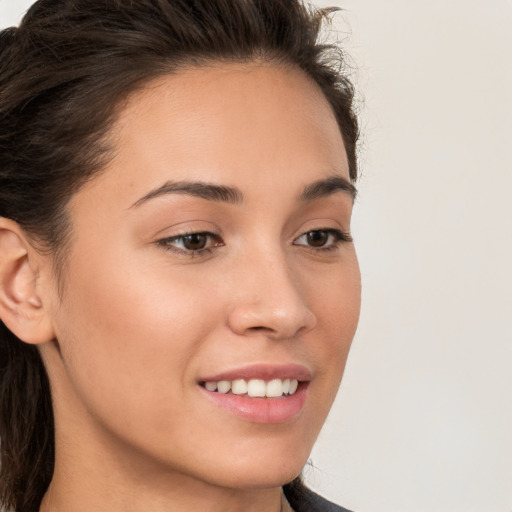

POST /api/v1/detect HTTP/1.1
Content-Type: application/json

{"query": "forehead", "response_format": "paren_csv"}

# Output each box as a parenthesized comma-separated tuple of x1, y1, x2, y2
(75, 62, 349, 211)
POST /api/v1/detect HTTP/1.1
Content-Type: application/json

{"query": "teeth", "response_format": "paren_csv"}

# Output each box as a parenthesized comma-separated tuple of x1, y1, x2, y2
(203, 378, 299, 397)
(205, 381, 217, 392)
(231, 379, 248, 395)
(247, 379, 266, 397)
(217, 380, 231, 394)
(266, 378, 283, 398)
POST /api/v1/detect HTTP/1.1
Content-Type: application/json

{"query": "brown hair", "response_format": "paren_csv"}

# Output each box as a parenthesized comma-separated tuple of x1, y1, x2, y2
(0, 1, 359, 510)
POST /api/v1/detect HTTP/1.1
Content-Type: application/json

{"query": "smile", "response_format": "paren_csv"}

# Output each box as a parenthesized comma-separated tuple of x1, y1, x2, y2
(201, 378, 300, 397)
(199, 365, 310, 423)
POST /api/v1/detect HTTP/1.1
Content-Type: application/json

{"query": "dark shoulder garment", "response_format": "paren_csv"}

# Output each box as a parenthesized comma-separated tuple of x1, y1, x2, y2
(283, 484, 355, 512)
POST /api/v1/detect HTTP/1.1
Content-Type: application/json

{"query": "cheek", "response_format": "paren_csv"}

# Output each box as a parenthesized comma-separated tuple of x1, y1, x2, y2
(312, 250, 361, 333)
(53, 247, 219, 429)
(309, 255, 361, 391)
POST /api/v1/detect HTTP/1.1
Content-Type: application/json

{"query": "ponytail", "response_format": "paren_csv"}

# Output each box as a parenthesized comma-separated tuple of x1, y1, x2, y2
(0, 324, 54, 512)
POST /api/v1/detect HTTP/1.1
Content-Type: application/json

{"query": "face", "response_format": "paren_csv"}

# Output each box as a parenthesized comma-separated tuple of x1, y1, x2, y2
(43, 63, 361, 491)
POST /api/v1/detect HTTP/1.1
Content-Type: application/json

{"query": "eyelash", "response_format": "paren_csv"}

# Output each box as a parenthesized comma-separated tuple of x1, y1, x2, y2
(293, 228, 353, 253)
(156, 228, 352, 257)
(156, 231, 223, 257)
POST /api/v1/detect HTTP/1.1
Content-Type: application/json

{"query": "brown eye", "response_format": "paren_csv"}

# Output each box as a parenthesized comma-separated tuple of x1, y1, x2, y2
(158, 231, 223, 255)
(306, 230, 329, 247)
(293, 228, 351, 251)
(182, 233, 208, 251)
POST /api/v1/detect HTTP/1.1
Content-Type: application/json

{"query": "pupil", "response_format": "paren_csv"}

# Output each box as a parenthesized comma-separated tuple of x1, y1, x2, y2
(307, 230, 328, 247)
(183, 234, 207, 250)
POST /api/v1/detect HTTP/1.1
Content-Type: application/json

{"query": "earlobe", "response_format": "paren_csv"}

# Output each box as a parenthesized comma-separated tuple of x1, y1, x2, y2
(0, 218, 55, 345)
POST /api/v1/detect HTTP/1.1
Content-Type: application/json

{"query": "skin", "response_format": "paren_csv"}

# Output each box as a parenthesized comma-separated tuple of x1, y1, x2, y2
(1, 63, 360, 511)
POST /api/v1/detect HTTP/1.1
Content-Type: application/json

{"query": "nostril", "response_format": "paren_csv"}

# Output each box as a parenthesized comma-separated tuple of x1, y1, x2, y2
(227, 299, 316, 339)
(246, 325, 278, 336)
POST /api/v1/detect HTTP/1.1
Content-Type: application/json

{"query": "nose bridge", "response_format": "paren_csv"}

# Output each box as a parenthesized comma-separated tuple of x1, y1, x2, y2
(227, 245, 316, 339)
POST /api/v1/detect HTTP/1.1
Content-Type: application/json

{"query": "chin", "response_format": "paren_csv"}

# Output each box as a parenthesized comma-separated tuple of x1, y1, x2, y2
(210, 466, 303, 491)
(195, 442, 311, 490)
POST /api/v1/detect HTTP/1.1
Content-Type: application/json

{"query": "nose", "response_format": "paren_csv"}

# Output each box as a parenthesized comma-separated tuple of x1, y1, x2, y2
(226, 252, 317, 340)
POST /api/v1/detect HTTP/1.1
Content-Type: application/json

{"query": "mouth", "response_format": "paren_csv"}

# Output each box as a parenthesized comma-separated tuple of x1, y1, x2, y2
(198, 364, 310, 423)
(200, 378, 300, 398)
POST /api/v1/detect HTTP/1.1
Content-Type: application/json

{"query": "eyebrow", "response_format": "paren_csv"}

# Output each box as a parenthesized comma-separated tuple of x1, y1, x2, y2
(300, 175, 357, 202)
(130, 174, 357, 208)
(130, 181, 243, 208)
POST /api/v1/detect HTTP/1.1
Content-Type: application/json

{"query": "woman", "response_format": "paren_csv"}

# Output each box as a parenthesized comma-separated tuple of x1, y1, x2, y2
(0, 1, 360, 511)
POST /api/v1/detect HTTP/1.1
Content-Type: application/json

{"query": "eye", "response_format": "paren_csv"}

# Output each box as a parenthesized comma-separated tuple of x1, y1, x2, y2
(157, 231, 223, 255)
(293, 229, 352, 251)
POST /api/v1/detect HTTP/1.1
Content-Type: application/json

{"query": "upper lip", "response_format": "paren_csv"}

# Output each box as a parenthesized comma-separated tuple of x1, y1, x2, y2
(199, 363, 312, 383)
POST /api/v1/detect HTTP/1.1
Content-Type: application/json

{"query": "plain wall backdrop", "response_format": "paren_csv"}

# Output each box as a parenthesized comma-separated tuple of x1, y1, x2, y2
(1, 1, 511, 511)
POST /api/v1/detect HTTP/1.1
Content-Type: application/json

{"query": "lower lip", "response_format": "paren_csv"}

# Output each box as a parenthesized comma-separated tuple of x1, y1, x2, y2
(200, 383, 308, 424)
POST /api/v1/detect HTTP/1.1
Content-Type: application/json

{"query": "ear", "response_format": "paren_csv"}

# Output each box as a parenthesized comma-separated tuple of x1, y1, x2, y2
(0, 218, 55, 345)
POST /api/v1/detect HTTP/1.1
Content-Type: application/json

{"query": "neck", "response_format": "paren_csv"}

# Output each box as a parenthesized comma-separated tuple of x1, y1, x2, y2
(41, 415, 286, 512)
(40, 462, 286, 512)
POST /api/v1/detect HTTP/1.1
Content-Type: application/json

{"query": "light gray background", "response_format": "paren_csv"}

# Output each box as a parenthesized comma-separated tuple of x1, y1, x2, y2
(1, 1, 511, 511)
